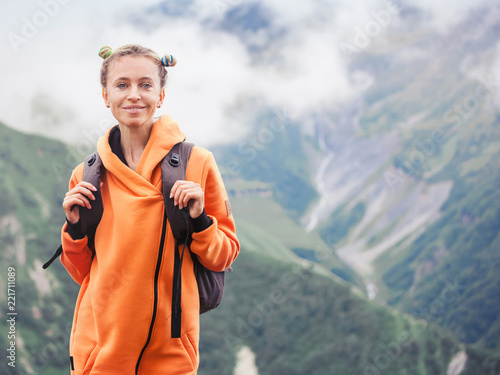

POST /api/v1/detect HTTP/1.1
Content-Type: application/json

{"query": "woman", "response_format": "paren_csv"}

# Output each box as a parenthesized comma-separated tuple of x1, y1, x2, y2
(61, 44, 239, 375)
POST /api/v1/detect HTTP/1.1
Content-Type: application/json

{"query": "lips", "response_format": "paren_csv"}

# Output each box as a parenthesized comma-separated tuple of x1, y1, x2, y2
(123, 106, 145, 114)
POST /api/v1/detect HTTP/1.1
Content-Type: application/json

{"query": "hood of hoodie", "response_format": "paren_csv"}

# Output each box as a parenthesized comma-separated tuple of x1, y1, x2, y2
(97, 114, 186, 194)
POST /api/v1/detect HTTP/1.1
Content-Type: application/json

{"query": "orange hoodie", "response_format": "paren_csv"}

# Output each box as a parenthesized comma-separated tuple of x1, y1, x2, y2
(60, 114, 239, 375)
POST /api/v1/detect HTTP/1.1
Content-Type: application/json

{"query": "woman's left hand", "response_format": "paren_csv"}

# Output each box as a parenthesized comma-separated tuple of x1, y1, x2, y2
(170, 180, 204, 218)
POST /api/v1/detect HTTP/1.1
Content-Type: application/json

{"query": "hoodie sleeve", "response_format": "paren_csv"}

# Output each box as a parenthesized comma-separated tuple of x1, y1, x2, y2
(60, 164, 93, 285)
(190, 152, 240, 272)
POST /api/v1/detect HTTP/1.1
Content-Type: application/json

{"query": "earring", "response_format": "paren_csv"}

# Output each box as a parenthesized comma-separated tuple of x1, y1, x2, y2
(157, 104, 161, 108)
(105, 102, 110, 108)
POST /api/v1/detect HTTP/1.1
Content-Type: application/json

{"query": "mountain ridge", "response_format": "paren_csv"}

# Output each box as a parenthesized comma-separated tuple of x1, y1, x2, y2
(1, 117, 499, 374)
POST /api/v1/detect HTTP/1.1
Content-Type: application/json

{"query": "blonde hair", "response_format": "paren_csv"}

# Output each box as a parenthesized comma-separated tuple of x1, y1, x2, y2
(98, 44, 177, 88)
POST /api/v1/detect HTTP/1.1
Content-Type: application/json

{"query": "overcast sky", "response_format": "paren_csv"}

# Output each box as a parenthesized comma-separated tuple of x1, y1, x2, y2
(0, 0, 493, 149)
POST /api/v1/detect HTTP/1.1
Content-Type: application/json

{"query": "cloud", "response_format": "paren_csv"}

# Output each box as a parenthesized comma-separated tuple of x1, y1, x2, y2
(0, 0, 492, 149)
(412, 0, 493, 32)
(0, 0, 255, 147)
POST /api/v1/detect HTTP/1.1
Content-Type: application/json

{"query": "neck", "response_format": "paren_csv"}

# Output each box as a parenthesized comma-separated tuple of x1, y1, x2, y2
(118, 120, 155, 170)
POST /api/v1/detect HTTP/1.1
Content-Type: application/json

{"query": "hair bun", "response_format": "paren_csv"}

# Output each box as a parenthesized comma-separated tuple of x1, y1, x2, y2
(161, 54, 177, 67)
(99, 45, 113, 60)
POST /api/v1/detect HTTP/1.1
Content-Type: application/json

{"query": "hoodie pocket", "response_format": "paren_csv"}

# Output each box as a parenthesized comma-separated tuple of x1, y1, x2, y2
(70, 343, 100, 375)
(180, 333, 198, 369)
(82, 345, 101, 375)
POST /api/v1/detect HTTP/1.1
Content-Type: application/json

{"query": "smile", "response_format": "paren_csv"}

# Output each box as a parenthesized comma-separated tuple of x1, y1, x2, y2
(123, 106, 145, 113)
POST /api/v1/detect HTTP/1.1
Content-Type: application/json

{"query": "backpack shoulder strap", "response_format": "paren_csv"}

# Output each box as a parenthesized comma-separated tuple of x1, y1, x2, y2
(43, 151, 103, 270)
(80, 152, 104, 234)
(161, 142, 194, 240)
(162, 141, 194, 339)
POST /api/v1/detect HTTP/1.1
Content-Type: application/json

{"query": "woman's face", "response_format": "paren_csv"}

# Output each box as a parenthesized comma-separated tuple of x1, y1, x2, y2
(102, 55, 164, 129)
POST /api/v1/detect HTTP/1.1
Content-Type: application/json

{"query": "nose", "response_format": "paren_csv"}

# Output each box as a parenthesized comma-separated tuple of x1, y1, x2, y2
(127, 85, 141, 100)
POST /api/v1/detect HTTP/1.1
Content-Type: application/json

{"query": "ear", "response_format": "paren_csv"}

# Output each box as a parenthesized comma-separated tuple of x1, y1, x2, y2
(157, 89, 165, 106)
(102, 87, 108, 103)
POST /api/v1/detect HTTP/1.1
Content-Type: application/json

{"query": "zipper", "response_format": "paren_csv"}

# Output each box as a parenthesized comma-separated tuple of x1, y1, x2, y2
(135, 210, 168, 375)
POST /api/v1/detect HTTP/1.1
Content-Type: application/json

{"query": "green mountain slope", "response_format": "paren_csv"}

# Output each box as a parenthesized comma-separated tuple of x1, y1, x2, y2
(381, 116, 500, 350)
(201, 250, 461, 375)
(0, 122, 78, 375)
(212, 109, 318, 219)
(292, 6, 500, 357)
(361, 16, 500, 351)
(2, 122, 499, 374)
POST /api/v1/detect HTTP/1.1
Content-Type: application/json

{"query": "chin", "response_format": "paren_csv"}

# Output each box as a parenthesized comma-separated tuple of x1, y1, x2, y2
(117, 116, 154, 128)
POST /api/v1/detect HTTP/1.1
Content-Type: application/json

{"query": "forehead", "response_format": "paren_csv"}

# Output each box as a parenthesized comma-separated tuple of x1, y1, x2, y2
(108, 55, 159, 81)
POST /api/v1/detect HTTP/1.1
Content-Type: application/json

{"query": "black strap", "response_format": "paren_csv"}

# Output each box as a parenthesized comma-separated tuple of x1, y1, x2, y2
(162, 142, 194, 338)
(42, 245, 63, 269)
(43, 152, 103, 269)
(45, 142, 196, 339)
(171, 226, 190, 338)
(162, 142, 194, 240)
(80, 152, 104, 235)
(171, 240, 182, 338)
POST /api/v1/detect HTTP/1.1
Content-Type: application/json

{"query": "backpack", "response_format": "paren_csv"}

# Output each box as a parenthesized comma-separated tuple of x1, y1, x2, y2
(43, 141, 231, 338)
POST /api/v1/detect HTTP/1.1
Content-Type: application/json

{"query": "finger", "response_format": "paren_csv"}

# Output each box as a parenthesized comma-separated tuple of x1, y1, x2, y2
(63, 197, 89, 212)
(176, 186, 194, 208)
(184, 188, 204, 218)
(170, 180, 195, 198)
(170, 180, 188, 198)
(179, 187, 201, 206)
(78, 181, 98, 192)
(66, 186, 93, 199)
(65, 194, 92, 210)
(65, 206, 80, 224)
(189, 201, 204, 219)
(174, 184, 198, 208)
(63, 196, 82, 211)
(66, 186, 96, 201)
(178, 187, 202, 209)
(171, 181, 195, 206)
(69, 198, 88, 210)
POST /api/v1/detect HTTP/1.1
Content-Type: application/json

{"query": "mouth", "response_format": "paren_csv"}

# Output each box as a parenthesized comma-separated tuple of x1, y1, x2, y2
(123, 106, 145, 114)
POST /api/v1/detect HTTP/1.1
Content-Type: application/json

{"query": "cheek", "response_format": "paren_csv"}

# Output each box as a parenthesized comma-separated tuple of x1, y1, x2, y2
(149, 91, 163, 103)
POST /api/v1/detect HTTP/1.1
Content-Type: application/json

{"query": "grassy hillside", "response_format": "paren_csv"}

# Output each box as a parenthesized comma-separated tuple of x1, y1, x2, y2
(380, 117, 500, 350)
(3, 121, 499, 374)
(228, 190, 363, 287)
(347, 19, 500, 349)
(0, 122, 77, 375)
(295, 8, 500, 358)
(213, 108, 318, 219)
(199, 248, 500, 375)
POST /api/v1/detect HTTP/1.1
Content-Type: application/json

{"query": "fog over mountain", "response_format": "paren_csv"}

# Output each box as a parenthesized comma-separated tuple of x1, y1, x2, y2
(1, 1, 499, 374)
(0, 0, 495, 147)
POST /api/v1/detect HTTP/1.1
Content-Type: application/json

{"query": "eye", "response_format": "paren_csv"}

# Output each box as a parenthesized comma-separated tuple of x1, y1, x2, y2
(117, 83, 127, 89)
(142, 83, 153, 89)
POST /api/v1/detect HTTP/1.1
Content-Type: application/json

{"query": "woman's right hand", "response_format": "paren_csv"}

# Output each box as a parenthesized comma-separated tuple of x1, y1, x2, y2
(62, 181, 97, 224)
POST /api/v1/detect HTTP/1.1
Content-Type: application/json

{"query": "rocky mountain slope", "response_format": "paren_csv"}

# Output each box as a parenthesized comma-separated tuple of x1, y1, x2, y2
(1, 1, 500, 374)
(296, 3, 500, 354)
(1, 113, 498, 374)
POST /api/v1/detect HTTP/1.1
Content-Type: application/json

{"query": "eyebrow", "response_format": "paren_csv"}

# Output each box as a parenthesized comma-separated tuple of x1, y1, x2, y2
(112, 76, 155, 82)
